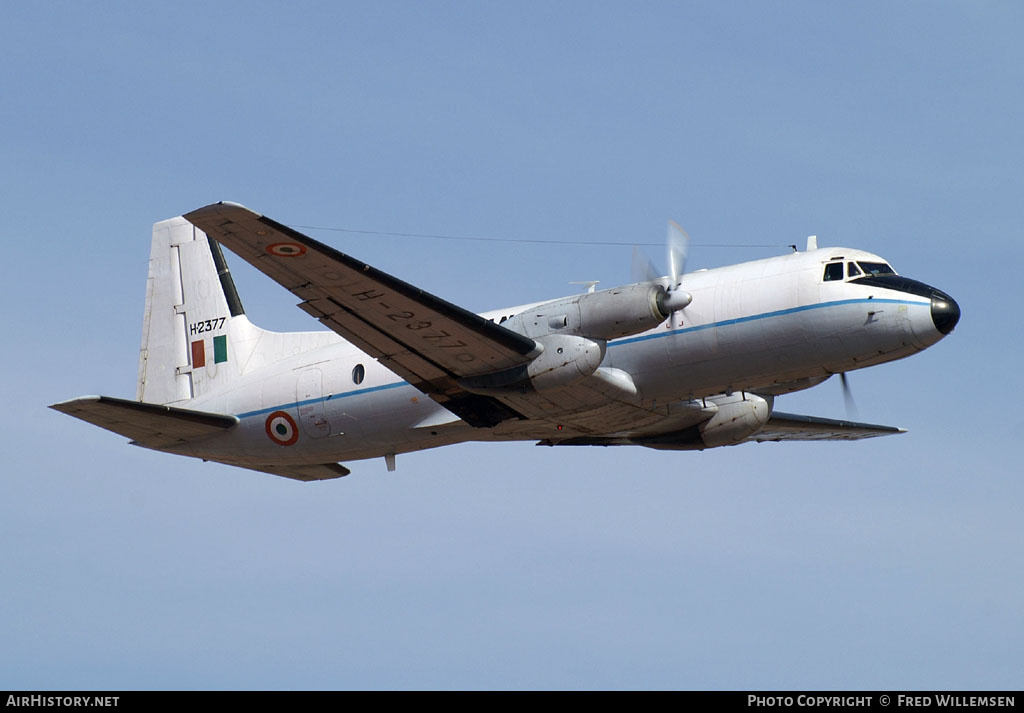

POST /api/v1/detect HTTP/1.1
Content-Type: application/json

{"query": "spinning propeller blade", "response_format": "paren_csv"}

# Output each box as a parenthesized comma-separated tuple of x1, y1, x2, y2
(840, 372, 860, 420)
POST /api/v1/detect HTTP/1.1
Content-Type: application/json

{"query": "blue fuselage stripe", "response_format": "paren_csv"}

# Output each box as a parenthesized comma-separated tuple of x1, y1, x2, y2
(610, 297, 923, 348)
(235, 297, 927, 420)
(236, 381, 407, 420)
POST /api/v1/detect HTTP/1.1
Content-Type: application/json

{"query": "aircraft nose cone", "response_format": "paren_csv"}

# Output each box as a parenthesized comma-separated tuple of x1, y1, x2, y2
(931, 292, 961, 335)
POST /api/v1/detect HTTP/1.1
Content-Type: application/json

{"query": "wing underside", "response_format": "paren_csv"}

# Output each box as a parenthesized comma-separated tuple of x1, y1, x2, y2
(743, 412, 906, 442)
(538, 411, 905, 448)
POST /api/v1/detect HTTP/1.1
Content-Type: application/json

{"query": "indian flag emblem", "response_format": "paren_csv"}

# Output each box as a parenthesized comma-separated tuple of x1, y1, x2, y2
(191, 335, 228, 368)
(265, 411, 299, 446)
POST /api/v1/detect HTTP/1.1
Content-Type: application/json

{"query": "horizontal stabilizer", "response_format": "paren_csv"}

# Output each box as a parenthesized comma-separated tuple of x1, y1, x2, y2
(49, 395, 238, 449)
(746, 412, 905, 442)
(243, 462, 351, 482)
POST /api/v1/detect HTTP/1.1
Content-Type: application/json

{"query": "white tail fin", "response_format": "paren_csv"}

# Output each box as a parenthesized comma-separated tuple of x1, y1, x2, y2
(136, 216, 337, 404)
(137, 217, 251, 402)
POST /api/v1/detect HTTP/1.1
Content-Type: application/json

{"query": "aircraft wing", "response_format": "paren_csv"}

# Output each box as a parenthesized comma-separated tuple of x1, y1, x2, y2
(49, 395, 238, 449)
(537, 410, 905, 448)
(185, 202, 539, 428)
(745, 412, 906, 442)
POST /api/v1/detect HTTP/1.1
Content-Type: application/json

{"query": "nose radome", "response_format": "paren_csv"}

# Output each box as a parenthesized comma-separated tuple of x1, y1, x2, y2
(931, 292, 961, 335)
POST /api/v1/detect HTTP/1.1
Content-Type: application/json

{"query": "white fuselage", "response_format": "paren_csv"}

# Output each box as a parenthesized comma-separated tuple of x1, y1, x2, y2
(172, 247, 946, 467)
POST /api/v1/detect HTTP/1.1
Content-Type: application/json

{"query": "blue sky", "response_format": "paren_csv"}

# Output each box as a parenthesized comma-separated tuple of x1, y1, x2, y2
(2, 1, 1021, 690)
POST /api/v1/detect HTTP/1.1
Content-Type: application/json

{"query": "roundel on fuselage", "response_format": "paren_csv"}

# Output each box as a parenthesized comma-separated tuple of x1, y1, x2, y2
(265, 410, 299, 446)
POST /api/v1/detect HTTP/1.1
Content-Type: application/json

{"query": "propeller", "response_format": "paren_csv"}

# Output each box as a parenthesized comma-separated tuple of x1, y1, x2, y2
(631, 246, 659, 284)
(662, 220, 692, 326)
(840, 372, 859, 420)
(633, 221, 693, 327)
(666, 220, 688, 290)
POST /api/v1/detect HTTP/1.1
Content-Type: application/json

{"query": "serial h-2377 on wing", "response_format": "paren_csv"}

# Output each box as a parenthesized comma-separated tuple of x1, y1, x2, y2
(51, 202, 960, 482)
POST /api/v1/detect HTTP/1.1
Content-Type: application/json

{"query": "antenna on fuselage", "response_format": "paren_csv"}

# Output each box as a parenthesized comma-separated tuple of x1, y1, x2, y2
(806, 235, 818, 251)
(570, 280, 600, 293)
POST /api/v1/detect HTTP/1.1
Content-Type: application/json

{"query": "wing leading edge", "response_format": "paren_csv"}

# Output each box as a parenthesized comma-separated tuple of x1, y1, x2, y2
(185, 202, 539, 427)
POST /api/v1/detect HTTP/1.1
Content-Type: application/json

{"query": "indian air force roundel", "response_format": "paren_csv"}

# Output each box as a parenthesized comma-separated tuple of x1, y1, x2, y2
(266, 243, 307, 257)
(265, 410, 299, 446)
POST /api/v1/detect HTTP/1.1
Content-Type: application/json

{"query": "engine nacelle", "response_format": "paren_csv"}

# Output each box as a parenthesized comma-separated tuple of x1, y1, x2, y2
(698, 393, 772, 448)
(458, 334, 604, 395)
(630, 392, 773, 450)
(527, 334, 605, 391)
(576, 284, 675, 340)
(506, 282, 680, 341)
(460, 281, 688, 397)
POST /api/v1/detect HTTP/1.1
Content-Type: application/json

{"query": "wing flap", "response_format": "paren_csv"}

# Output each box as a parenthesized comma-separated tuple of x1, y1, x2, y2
(49, 395, 238, 449)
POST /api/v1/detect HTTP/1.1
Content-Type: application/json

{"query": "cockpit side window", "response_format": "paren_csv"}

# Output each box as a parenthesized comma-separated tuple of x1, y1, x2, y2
(847, 262, 862, 278)
(823, 262, 844, 282)
(858, 261, 894, 276)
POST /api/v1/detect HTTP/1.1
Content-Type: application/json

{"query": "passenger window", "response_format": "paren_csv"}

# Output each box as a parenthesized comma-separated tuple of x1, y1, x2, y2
(847, 262, 862, 278)
(823, 262, 844, 282)
(352, 363, 365, 385)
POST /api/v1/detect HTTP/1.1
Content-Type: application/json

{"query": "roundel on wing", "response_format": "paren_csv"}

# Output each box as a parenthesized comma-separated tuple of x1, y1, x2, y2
(265, 410, 299, 446)
(266, 242, 307, 257)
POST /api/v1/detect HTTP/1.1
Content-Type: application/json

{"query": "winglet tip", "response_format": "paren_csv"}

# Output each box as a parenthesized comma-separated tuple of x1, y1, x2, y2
(184, 201, 261, 223)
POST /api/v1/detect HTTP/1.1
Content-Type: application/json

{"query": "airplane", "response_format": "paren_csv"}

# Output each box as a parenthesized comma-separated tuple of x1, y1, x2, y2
(50, 202, 961, 482)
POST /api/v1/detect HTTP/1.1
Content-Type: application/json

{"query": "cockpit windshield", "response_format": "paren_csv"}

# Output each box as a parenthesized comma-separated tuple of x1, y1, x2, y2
(823, 260, 897, 283)
(857, 262, 895, 276)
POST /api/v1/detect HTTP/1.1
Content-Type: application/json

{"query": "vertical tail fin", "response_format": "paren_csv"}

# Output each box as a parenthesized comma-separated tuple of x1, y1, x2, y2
(137, 214, 341, 404)
(136, 217, 260, 403)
